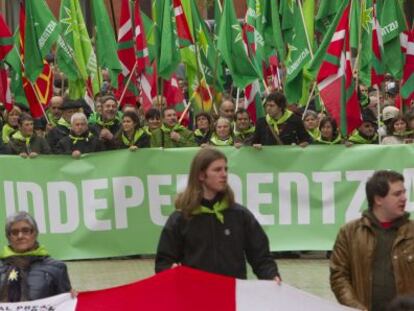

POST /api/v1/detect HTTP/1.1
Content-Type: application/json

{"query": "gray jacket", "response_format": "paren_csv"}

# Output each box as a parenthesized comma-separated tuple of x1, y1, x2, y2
(0, 256, 71, 301)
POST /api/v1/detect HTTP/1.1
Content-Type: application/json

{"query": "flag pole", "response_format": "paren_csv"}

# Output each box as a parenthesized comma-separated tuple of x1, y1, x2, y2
(377, 87, 382, 144)
(119, 62, 138, 104)
(297, 0, 314, 59)
(178, 97, 192, 124)
(301, 81, 317, 120)
(14, 47, 50, 124)
(235, 87, 240, 111)
(109, 0, 118, 41)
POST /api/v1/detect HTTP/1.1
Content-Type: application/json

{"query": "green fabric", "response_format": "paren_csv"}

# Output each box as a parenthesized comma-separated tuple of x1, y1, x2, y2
(121, 129, 145, 147)
(284, 0, 312, 104)
(158, 0, 180, 79)
(11, 131, 31, 146)
(265, 110, 293, 135)
(245, 0, 266, 74)
(315, 134, 342, 144)
(379, 0, 407, 79)
(192, 199, 229, 224)
(96, 117, 115, 128)
(0, 245, 49, 259)
(217, 0, 260, 89)
(57, 117, 71, 129)
(315, 0, 341, 34)
(151, 126, 196, 148)
(91, 0, 122, 87)
(46, 111, 59, 127)
(307, 128, 321, 141)
(161, 123, 187, 134)
(392, 130, 414, 137)
(24, 0, 61, 82)
(210, 133, 233, 146)
(69, 132, 93, 144)
(57, 0, 100, 98)
(234, 126, 255, 139)
(2, 123, 16, 144)
(262, 0, 285, 61)
(348, 129, 378, 144)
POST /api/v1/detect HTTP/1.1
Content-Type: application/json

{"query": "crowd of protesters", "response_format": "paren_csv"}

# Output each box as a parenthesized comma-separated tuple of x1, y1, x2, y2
(0, 71, 412, 159)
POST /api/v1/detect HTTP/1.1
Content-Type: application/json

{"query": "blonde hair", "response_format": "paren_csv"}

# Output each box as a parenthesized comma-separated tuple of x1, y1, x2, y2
(175, 147, 235, 217)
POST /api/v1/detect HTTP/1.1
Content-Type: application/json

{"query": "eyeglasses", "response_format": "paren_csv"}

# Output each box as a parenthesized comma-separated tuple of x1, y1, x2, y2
(10, 227, 34, 237)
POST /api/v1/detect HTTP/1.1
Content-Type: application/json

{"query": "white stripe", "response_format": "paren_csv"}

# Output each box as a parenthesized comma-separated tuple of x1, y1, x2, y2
(318, 52, 345, 91)
(0, 293, 77, 311)
(118, 20, 132, 40)
(174, 6, 183, 16)
(331, 30, 346, 42)
(141, 74, 152, 99)
(120, 61, 130, 76)
(236, 280, 356, 311)
(408, 41, 414, 56)
(135, 25, 141, 37)
(143, 48, 149, 57)
(400, 32, 408, 49)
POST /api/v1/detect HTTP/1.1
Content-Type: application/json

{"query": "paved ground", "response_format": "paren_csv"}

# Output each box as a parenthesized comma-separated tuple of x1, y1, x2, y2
(66, 253, 336, 302)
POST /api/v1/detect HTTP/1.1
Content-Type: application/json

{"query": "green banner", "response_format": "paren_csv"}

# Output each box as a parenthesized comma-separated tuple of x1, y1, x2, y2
(1, 145, 414, 260)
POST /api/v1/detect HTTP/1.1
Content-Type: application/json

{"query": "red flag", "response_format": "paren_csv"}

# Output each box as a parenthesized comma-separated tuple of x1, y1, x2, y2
(173, 0, 194, 47)
(116, 0, 138, 107)
(163, 74, 184, 107)
(0, 65, 12, 110)
(19, 3, 52, 118)
(0, 13, 12, 60)
(245, 80, 264, 123)
(401, 28, 414, 103)
(317, 3, 361, 136)
(371, 2, 384, 87)
(135, 0, 150, 75)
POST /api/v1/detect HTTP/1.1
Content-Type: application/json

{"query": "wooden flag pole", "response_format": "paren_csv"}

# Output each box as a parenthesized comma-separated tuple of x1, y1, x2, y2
(119, 61, 138, 104)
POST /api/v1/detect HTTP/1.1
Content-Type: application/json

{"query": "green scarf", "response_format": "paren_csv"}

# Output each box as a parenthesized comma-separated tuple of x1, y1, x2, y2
(96, 117, 115, 128)
(46, 111, 59, 127)
(2, 123, 16, 144)
(316, 134, 342, 145)
(57, 117, 71, 129)
(192, 199, 229, 224)
(210, 133, 233, 146)
(11, 131, 31, 146)
(161, 123, 186, 134)
(393, 130, 413, 138)
(121, 129, 145, 146)
(265, 110, 293, 135)
(69, 132, 93, 144)
(194, 129, 209, 138)
(348, 130, 378, 144)
(307, 128, 320, 140)
(234, 126, 255, 138)
(0, 245, 49, 259)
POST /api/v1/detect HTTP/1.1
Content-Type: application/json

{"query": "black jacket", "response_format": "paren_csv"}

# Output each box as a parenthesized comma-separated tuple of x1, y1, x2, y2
(56, 131, 102, 154)
(47, 124, 70, 153)
(6, 135, 51, 155)
(0, 256, 71, 301)
(253, 113, 311, 145)
(155, 203, 279, 280)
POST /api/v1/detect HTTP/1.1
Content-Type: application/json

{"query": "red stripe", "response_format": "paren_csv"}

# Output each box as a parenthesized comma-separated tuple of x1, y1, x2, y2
(76, 266, 235, 311)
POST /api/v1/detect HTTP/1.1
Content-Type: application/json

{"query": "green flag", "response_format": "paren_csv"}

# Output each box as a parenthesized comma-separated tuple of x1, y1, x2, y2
(57, 0, 100, 99)
(379, 0, 407, 79)
(141, 10, 158, 64)
(315, 0, 341, 34)
(91, 0, 122, 87)
(284, 1, 312, 104)
(158, 0, 181, 79)
(5, 30, 28, 106)
(262, 0, 285, 61)
(217, 0, 259, 89)
(24, 0, 60, 82)
(357, 0, 374, 86)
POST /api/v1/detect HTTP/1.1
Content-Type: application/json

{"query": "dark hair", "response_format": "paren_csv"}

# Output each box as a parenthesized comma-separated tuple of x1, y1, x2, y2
(265, 92, 287, 111)
(366, 170, 404, 210)
(122, 110, 141, 129)
(101, 95, 118, 106)
(319, 117, 338, 139)
(386, 115, 407, 135)
(145, 108, 161, 120)
(195, 112, 212, 125)
(161, 107, 176, 118)
(387, 296, 414, 311)
(235, 108, 250, 119)
(18, 113, 33, 126)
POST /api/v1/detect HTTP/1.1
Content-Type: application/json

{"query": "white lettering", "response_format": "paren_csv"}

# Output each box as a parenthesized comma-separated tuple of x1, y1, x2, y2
(147, 175, 172, 226)
(246, 173, 274, 225)
(312, 172, 342, 224)
(345, 170, 374, 221)
(16, 182, 46, 233)
(82, 179, 111, 231)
